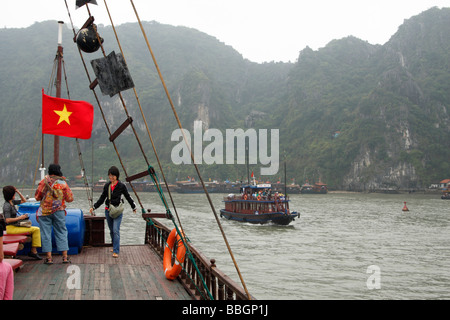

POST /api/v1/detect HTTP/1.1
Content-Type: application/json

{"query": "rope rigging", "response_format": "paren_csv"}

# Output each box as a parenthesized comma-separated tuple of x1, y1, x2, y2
(64, 0, 251, 300)
(130, 0, 251, 299)
(65, 0, 149, 215)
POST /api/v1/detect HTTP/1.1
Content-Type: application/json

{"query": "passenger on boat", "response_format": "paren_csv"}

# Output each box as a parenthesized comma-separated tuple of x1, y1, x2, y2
(0, 211, 14, 300)
(89, 166, 137, 258)
(35, 164, 74, 264)
(2, 186, 42, 260)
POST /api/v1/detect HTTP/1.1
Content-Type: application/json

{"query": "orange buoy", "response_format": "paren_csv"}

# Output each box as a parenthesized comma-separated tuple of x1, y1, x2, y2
(402, 201, 409, 211)
(163, 228, 186, 280)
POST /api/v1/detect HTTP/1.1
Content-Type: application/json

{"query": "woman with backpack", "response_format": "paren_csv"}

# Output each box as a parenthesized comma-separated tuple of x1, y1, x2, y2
(35, 164, 74, 264)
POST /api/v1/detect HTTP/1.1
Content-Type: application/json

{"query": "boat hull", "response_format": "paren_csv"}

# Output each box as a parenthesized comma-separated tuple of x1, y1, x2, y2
(220, 209, 298, 225)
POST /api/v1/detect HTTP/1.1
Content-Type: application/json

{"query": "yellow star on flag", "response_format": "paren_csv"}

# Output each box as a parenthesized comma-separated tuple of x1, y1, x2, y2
(54, 104, 72, 125)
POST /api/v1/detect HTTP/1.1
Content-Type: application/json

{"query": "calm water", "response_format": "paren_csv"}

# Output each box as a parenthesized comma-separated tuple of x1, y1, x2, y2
(70, 190, 450, 300)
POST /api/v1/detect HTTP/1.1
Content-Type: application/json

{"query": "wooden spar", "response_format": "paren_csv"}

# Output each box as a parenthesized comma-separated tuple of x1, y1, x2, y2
(53, 21, 65, 165)
(109, 117, 133, 142)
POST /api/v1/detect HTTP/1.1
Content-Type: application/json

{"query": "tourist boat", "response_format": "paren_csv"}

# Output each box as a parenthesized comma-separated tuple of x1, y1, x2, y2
(220, 184, 299, 225)
(8, 1, 252, 301)
(442, 188, 450, 200)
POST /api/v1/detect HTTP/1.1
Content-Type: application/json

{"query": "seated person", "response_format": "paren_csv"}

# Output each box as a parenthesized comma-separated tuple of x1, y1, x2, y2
(2, 186, 42, 260)
(0, 211, 14, 300)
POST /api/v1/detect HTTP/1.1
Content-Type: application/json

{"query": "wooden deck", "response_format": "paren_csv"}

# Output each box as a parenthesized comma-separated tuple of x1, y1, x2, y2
(12, 245, 193, 300)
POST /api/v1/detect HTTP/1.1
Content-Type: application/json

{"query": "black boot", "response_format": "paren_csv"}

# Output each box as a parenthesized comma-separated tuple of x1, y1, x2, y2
(28, 252, 42, 260)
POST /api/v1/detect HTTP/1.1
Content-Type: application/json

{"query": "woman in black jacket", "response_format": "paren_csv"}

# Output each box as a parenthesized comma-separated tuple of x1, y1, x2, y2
(90, 166, 136, 257)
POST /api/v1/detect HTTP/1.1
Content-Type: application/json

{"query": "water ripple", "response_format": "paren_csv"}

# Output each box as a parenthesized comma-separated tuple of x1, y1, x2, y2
(71, 191, 450, 299)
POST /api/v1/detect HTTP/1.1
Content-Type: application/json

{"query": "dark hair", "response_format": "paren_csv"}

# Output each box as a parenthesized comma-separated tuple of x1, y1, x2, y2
(48, 163, 63, 176)
(2, 185, 15, 201)
(108, 166, 120, 179)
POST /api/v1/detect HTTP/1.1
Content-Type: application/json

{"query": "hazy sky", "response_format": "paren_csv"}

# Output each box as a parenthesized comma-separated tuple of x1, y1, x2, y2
(1, 0, 448, 63)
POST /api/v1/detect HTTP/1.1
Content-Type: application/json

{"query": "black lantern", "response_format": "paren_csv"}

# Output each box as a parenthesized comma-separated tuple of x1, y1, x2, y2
(76, 24, 104, 53)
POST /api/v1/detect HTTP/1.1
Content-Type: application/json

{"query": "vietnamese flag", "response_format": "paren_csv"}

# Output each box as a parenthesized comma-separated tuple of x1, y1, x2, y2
(42, 90, 94, 139)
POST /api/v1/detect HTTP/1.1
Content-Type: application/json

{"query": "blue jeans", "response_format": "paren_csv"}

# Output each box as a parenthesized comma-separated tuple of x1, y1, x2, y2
(38, 210, 69, 253)
(105, 210, 123, 254)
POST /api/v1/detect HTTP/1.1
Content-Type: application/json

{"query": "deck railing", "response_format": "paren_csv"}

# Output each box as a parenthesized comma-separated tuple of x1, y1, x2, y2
(142, 213, 253, 300)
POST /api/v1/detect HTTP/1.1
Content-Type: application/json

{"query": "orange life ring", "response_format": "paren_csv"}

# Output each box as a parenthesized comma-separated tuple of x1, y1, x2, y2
(163, 228, 186, 280)
(244, 194, 248, 200)
(257, 195, 261, 201)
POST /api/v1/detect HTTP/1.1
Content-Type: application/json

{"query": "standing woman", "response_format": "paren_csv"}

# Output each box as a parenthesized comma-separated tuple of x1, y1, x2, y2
(90, 166, 136, 258)
(35, 164, 74, 264)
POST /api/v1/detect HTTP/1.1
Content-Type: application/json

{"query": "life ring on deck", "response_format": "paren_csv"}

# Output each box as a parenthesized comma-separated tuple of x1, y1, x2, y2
(163, 228, 186, 280)
(257, 195, 261, 201)
(244, 194, 248, 200)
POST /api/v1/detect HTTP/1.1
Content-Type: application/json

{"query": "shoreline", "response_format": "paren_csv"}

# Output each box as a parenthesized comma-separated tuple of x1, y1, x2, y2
(329, 189, 443, 195)
(14, 187, 444, 195)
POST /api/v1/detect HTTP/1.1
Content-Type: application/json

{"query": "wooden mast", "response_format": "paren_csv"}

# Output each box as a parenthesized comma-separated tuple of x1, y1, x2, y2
(53, 21, 64, 165)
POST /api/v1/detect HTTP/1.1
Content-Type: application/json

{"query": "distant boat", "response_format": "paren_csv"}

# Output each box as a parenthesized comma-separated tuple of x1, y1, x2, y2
(93, 179, 107, 192)
(442, 189, 450, 200)
(223, 181, 244, 194)
(144, 182, 176, 193)
(271, 182, 301, 194)
(300, 181, 313, 194)
(175, 181, 204, 193)
(220, 184, 299, 225)
(300, 179, 328, 194)
(175, 180, 225, 193)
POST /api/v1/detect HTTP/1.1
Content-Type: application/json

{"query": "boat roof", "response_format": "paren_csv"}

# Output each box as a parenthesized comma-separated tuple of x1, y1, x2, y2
(241, 184, 271, 189)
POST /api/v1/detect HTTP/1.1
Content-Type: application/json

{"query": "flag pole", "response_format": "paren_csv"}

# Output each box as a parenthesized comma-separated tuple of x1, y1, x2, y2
(53, 21, 64, 165)
(246, 145, 249, 185)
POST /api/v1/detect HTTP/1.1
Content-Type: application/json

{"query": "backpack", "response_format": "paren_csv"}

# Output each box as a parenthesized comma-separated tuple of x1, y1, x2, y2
(37, 177, 68, 216)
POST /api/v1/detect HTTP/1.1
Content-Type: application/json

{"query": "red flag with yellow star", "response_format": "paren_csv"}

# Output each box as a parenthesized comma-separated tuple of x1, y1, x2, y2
(42, 90, 94, 139)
